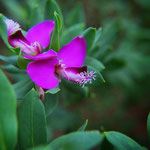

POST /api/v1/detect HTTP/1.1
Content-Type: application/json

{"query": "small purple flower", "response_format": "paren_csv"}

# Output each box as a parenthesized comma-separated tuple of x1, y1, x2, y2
(26, 36, 96, 89)
(5, 19, 55, 56)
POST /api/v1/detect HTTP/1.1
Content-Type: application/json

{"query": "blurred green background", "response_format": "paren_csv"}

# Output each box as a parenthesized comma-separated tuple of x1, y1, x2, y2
(0, 0, 150, 148)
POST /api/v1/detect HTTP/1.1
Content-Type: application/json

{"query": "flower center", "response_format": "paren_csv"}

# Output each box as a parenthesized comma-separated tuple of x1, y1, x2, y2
(55, 62, 97, 88)
(55, 63, 66, 76)
(30, 42, 43, 56)
(77, 71, 97, 88)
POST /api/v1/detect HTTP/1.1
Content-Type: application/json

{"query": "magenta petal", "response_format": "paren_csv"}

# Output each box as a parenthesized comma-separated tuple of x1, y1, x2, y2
(8, 30, 42, 56)
(8, 30, 30, 47)
(24, 49, 57, 60)
(62, 66, 97, 87)
(58, 36, 86, 68)
(26, 58, 59, 89)
(62, 66, 87, 83)
(26, 20, 55, 48)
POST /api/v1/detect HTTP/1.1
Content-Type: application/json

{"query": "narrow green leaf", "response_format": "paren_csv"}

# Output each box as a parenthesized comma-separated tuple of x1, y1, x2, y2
(44, 93, 59, 117)
(84, 56, 105, 72)
(0, 70, 17, 150)
(29, 4, 43, 26)
(28, 145, 52, 150)
(17, 50, 30, 69)
(46, 87, 60, 94)
(45, 0, 63, 51)
(50, 12, 62, 51)
(11, 47, 21, 54)
(0, 55, 17, 65)
(27, 0, 46, 12)
(27, 0, 46, 27)
(18, 89, 47, 150)
(0, 14, 9, 47)
(82, 27, 96, 53)
(94, 27, 102, 45)
(49, 131, 104, 150)
(1, 64, 23, 73)
(46, 105, 77, 132)
(54, 11, 62, 32)
(93, 20, 118, 58)
(89, 27, 102, 55)
(105, 131, 144, 150)
(13, 77, 34, 99)
(45, 0, 63, 24)
(60, 23, 85, 46)
(78, 120, 88, 131)
(147, 113, 150, 143)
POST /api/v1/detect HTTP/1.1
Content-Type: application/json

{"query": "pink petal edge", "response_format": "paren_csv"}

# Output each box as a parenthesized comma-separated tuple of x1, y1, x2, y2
(26, 58, 59, 89)
(26, 20, 55, 49)
(58, 36, 86, 68)
(62, 66, 87, 83)
(24, 49, 57, 60)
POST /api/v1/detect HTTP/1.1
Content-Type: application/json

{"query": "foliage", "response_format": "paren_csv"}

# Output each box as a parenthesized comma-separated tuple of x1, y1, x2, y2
(0, 0, 150, 149)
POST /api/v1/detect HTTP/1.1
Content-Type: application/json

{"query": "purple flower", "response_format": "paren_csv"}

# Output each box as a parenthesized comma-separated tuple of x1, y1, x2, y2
(26, 36, 96, 89)
(5, 19, 96, 89)
(5, 19, 54, 56)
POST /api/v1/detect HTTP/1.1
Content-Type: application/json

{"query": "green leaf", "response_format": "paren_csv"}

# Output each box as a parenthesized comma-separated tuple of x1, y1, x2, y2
(0, 70, 17, 150)
(29, 4, 43, 26)
(27, 0, 46, 12)
(44, 93, 59, 117)
(13, 77, 34, 99)
(93, 20, 118, 59)
(89, 27, 102, 55)
(28, 145, 52, 150)
(87, 65, 105, 86)
(50, 12, 62, 51)
(27, 0, 46, 27)
(46, 87, 60, 94)
(78, 120, 88, 131)
(54, 11, 62, 32)
(62, 79, 89, 96)
(0, 55, 17, 65)
(94, 27, 102, 45)
(84, 56, 105, 72)
(18, 89, 47, 150)
(0, 14, 10, 47)
(82, 27, 96, 53)
(1, 0, 26, 23)
(147, 113, 150, 143)
(45, 0, 63, 23)
(11, 47, 21, 54)
(46, 105, 77, 131)
(105, 131, 144, 150)
(66, 3, 85, 26)
(49, 131, 104, 150)
(1, 64, 24, 73)
(17, 50, 30, 69)
(44, 0, 63, 51)
(61, 79, 89, 104)
(60, 23, 85, 46)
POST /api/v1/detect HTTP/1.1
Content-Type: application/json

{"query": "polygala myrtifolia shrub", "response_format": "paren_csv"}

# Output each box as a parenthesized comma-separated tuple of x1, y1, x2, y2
(0, 0, 149, 150)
